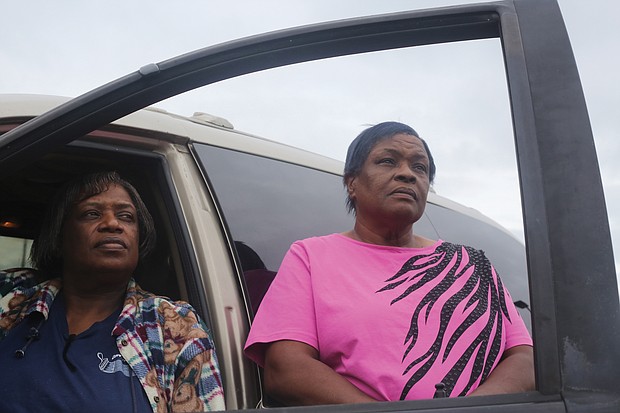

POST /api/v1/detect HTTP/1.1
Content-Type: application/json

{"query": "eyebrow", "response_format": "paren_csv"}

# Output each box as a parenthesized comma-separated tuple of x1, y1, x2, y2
(79, 200, 136, 210)
(377, 147, 428, 161)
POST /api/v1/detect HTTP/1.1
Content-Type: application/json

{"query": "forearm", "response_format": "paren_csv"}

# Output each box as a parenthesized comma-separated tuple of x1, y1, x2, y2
(264, 341, 377, 405)
(468, 345, 535, 397)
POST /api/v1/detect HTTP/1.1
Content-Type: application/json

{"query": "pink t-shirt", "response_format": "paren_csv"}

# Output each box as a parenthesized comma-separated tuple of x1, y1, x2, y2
(244, 234, 532, 401)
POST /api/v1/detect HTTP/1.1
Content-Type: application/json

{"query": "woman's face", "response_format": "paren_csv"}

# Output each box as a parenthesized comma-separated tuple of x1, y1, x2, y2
(61, 184, 140, 282)
(346, 133, 431, 228)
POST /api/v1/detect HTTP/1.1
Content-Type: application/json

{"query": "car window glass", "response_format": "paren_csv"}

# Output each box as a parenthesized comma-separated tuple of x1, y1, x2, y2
(163, 39, 523, 246)
(178, 37, 527, 322)
(194, 144, 347, 269)
(194, 144, 436, 272)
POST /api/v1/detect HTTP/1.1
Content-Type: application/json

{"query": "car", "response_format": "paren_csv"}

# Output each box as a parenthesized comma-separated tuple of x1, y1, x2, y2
(0, 0, 618, 412)
(0, 91, 532, 403)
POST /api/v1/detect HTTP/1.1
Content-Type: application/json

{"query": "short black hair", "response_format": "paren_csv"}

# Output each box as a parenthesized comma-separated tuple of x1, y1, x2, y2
(343, 121, 436, 213)
(30, 171, 156, 278)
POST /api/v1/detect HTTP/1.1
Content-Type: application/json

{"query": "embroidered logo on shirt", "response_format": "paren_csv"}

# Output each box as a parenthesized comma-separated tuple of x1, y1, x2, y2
(97, 352, 131, 377)
(377, 243, 510, 399)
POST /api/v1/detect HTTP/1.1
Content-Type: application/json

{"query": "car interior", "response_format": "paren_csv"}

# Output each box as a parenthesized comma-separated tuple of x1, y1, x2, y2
(0, 140, 185, 302)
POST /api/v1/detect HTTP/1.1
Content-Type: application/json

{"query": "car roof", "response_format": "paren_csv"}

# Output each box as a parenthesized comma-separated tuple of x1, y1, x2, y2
(0, 93, 516, 242)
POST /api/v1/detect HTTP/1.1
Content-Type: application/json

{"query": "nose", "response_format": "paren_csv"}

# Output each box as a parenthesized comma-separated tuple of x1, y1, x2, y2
(395, 164, 416, 183)
(98, 212, 123, 233)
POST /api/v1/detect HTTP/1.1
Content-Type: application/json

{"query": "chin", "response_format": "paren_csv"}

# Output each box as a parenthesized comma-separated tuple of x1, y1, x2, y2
(92, 260, 138, 276)
(389, 208, 423, 224)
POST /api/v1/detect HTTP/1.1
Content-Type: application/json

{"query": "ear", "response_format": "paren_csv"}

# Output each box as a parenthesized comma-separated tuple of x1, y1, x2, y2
(345, 175, 357, 199)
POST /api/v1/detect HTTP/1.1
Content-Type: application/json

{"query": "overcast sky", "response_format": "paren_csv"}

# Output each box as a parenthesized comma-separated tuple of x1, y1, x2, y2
(1, 0, 618, 291)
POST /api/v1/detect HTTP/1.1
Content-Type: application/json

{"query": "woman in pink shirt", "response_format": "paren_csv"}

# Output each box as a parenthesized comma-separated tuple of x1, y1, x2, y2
(244, 122, 534, 405)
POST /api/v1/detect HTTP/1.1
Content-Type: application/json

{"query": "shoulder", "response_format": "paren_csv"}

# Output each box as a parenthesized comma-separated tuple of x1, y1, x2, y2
(293, 233, 342, 248)
(128, 284, 211, 340)
(438, 241, 488, 257)
(130, 285, 201, 319)
(437, 242, 497, 281)
(284, 233, 345, 259)
(0, 268, 46, 296)
(1, 267, 38, 283)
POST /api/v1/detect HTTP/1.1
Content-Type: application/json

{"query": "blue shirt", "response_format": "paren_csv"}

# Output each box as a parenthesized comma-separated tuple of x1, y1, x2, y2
(0, 292, 151, 412)
(0, 269, 225, 412)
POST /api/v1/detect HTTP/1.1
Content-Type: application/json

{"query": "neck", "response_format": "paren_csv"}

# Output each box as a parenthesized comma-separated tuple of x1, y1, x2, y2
(345, 221, 417, 248)
(61, 277, 128, 335)
(346, 219, 432, 248)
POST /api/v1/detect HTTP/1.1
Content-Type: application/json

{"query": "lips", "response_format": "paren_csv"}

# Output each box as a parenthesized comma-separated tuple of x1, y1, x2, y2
(95, 237, 127, 249)
(390, 187, 418, 200)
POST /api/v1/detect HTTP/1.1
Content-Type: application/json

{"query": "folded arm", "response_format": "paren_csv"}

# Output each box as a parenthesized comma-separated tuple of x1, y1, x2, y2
(468, 345, 535, 397)
(264, 340, 378, 406)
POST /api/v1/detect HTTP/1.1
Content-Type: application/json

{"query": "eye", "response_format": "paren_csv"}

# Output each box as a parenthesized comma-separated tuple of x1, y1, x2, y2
(82, 210, 101, 219)
(413, 163, 428, 173)
(118, 212, 135, 222)
(378, 158, 396, 165)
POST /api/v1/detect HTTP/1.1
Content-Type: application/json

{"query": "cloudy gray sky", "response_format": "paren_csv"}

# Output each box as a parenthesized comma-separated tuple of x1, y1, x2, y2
(1, 0, 618, 291)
